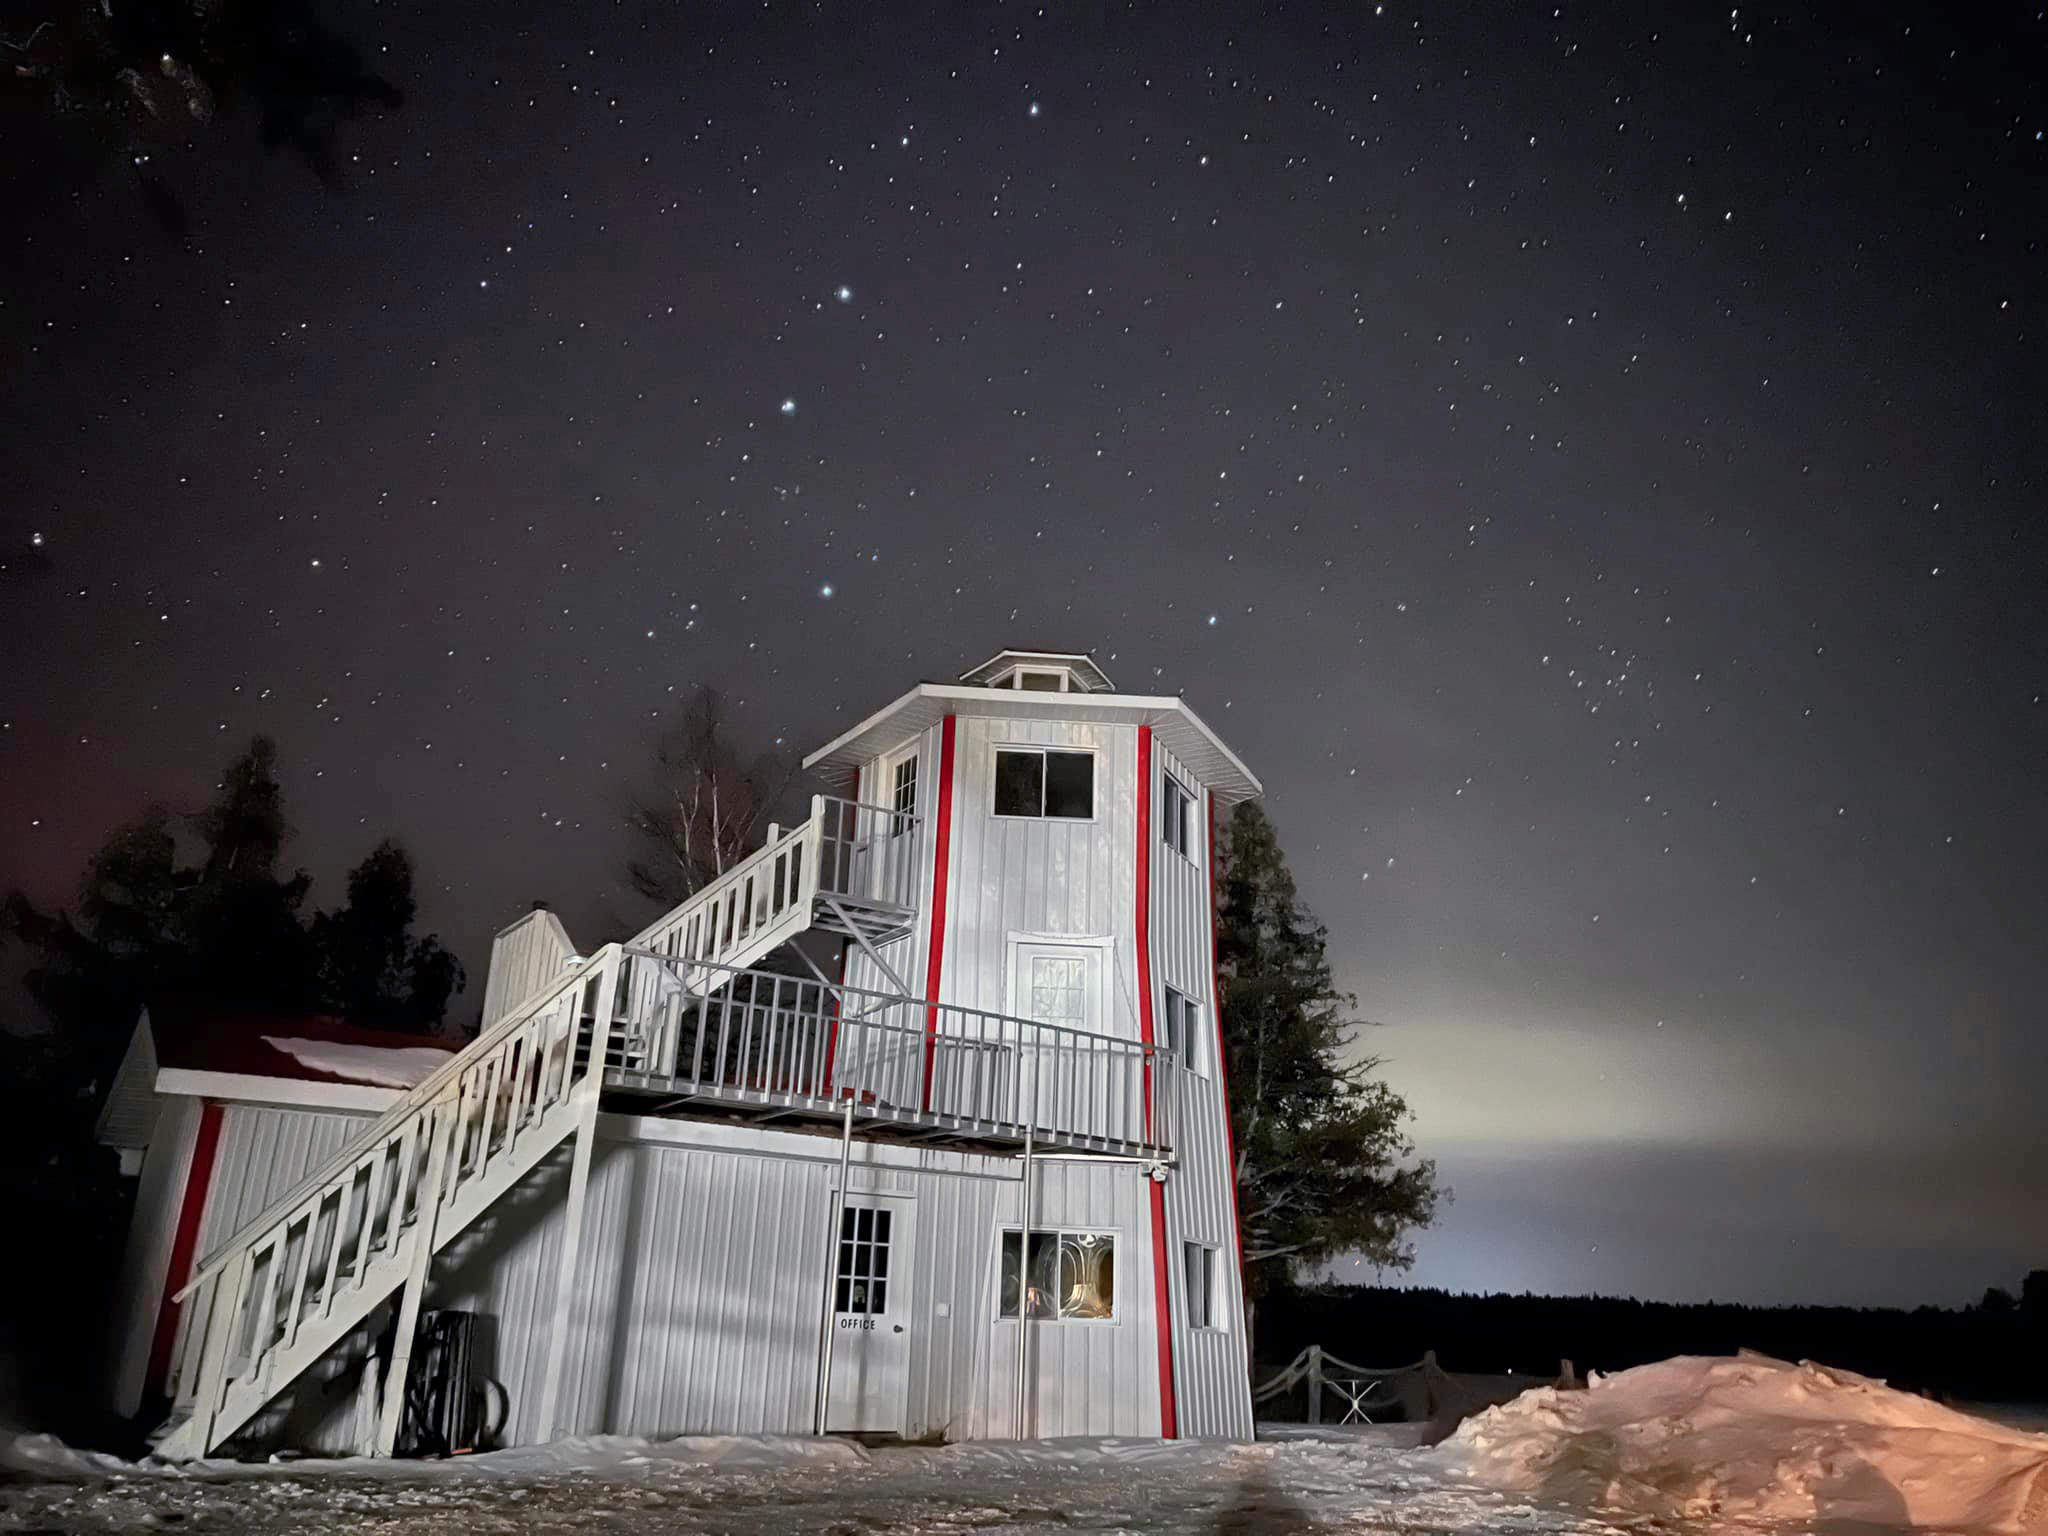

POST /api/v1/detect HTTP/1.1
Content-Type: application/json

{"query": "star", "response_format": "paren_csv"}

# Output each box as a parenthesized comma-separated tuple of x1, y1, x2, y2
(780, 398, 798, 415)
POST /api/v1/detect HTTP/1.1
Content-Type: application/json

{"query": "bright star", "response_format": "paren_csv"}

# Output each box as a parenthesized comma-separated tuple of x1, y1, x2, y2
(780, 398, 797, 415)
(1028, 102, 1040, 117)
(819, 583, 834, 598)
(834, 285, 853, 303)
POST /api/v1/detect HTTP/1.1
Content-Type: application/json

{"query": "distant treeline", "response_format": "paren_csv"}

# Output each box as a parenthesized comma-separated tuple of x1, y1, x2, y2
(1257, 1281, 2048, 1403)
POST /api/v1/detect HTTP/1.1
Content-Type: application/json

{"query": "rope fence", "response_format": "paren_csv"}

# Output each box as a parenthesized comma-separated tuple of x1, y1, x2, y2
(1251, 1345, 1580, 1427)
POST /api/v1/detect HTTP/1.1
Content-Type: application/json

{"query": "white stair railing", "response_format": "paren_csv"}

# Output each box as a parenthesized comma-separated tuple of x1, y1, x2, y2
(155, 948, 623, 1461)
(630, 817, 818, 991)
(153, 796, 927, 1462)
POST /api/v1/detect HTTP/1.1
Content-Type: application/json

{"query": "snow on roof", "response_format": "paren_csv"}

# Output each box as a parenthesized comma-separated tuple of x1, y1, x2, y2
(260, 1036, 453, 1090)
(147, 1009, 459, 1091)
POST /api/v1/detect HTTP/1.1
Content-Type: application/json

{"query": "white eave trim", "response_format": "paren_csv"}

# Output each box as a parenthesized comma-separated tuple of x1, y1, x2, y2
(802, 683, 1261, 801)
(153, 1067, 402, 1114)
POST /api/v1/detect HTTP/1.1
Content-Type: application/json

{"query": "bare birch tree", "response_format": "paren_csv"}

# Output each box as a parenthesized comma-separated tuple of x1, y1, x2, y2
(625, 686, 796, 912)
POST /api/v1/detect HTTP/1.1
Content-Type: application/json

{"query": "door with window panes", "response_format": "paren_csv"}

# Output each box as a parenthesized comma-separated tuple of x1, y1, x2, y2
(1005, 940, 1108, 1139)
(824, 1194, 917, 1432)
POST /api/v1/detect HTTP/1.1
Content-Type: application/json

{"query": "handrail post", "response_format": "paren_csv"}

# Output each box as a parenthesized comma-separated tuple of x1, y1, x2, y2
(536, 944, 617, 1442)
(814, 1094, 855, 1434)
(374, 1092, 455, 1456)
(1014, 1124, 1035, 1439)
(185, 1261, 244, 1456)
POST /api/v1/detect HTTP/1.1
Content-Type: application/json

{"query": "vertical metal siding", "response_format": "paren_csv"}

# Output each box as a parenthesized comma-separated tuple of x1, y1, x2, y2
(970, 1157, 1158, 1438)
(198, 1105, 375, 1258)
(1153, 745, 1255, 1440)
(943, 716, 1143, 1036)
(436, 1134, 843, 1442)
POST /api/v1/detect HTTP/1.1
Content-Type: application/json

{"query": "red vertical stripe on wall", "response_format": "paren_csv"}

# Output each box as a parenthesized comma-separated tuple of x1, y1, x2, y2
(146, 1100, 224, 1396)
(1135, 725, 1180, 1439)
(919, 714, 958, 1110)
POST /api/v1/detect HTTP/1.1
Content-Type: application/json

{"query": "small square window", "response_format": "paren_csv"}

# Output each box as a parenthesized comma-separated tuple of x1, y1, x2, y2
(993, 749, 1094, 819)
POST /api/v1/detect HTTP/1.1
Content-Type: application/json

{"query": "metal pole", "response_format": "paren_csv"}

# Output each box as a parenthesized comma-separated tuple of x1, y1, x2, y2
(813, 1095, 855, 1434)
(1014, 1124, 1034, 1438)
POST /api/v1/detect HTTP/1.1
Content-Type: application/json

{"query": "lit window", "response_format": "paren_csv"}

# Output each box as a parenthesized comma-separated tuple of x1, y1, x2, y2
(993, 748, 1094, 819)
(1162, 774, 1196, 860)
(1184, 1242, 1226, 1331)
(999, 1229, 1117, 1321)
(1161, 985, 1204, 1074)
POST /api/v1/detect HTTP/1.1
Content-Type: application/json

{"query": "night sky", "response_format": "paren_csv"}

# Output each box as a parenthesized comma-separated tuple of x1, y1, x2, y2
(4, 2, 2045, 1311)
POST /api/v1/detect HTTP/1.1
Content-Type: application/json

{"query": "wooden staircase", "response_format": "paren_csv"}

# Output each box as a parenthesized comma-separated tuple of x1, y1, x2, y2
(151, 795, 921, 1462)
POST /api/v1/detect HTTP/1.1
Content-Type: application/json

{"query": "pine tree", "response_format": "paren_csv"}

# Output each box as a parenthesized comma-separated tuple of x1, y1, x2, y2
(1215, 801, 1442, 1301)
(309, 839, 464, 1032)
(183, 736, 317, 1009)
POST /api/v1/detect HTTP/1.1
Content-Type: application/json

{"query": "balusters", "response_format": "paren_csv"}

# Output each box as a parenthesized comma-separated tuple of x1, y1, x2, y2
(280, 1210, 316, 1353)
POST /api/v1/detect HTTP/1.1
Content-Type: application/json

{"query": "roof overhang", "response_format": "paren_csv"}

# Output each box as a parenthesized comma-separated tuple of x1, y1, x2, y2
(803, 683, 1262, 803)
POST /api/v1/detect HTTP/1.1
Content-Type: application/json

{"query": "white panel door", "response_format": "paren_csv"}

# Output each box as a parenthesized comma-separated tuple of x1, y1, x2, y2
(824, 1194, 917, 1433)
(1005, 938, 1111, 1136)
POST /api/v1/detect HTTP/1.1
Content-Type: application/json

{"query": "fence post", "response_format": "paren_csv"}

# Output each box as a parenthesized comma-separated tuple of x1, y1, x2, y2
(1306, 1343, 1323, 1426)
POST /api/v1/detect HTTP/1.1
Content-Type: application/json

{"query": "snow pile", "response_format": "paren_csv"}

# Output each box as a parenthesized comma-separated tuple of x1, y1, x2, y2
(1439, 1352, 2048, 1533)
(263, 1037, 454, 1089)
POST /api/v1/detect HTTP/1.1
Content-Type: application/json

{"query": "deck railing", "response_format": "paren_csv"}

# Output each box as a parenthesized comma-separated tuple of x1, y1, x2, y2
(814, 793, 923, 913)
(605, 952, 1175, 1157)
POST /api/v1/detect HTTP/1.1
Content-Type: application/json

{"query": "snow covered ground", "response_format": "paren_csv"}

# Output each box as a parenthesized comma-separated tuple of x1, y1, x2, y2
(0, 1432, 1579, 1536)
(4, 1356, 2042, 1534)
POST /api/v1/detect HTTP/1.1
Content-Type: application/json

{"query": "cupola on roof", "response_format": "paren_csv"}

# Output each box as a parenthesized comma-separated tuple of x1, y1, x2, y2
(958, 649, 1115, 694)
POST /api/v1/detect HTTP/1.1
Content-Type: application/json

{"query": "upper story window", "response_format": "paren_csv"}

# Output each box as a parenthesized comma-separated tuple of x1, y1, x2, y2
(994, 748, 1094, 819)
(1162, 773, 1197, 861)
(890, 754, 918, 833)
(1162, 984, 1204, 1074)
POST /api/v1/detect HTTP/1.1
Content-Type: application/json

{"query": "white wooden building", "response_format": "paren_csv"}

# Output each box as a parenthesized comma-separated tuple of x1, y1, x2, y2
(101, 650, 1261, 1457)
